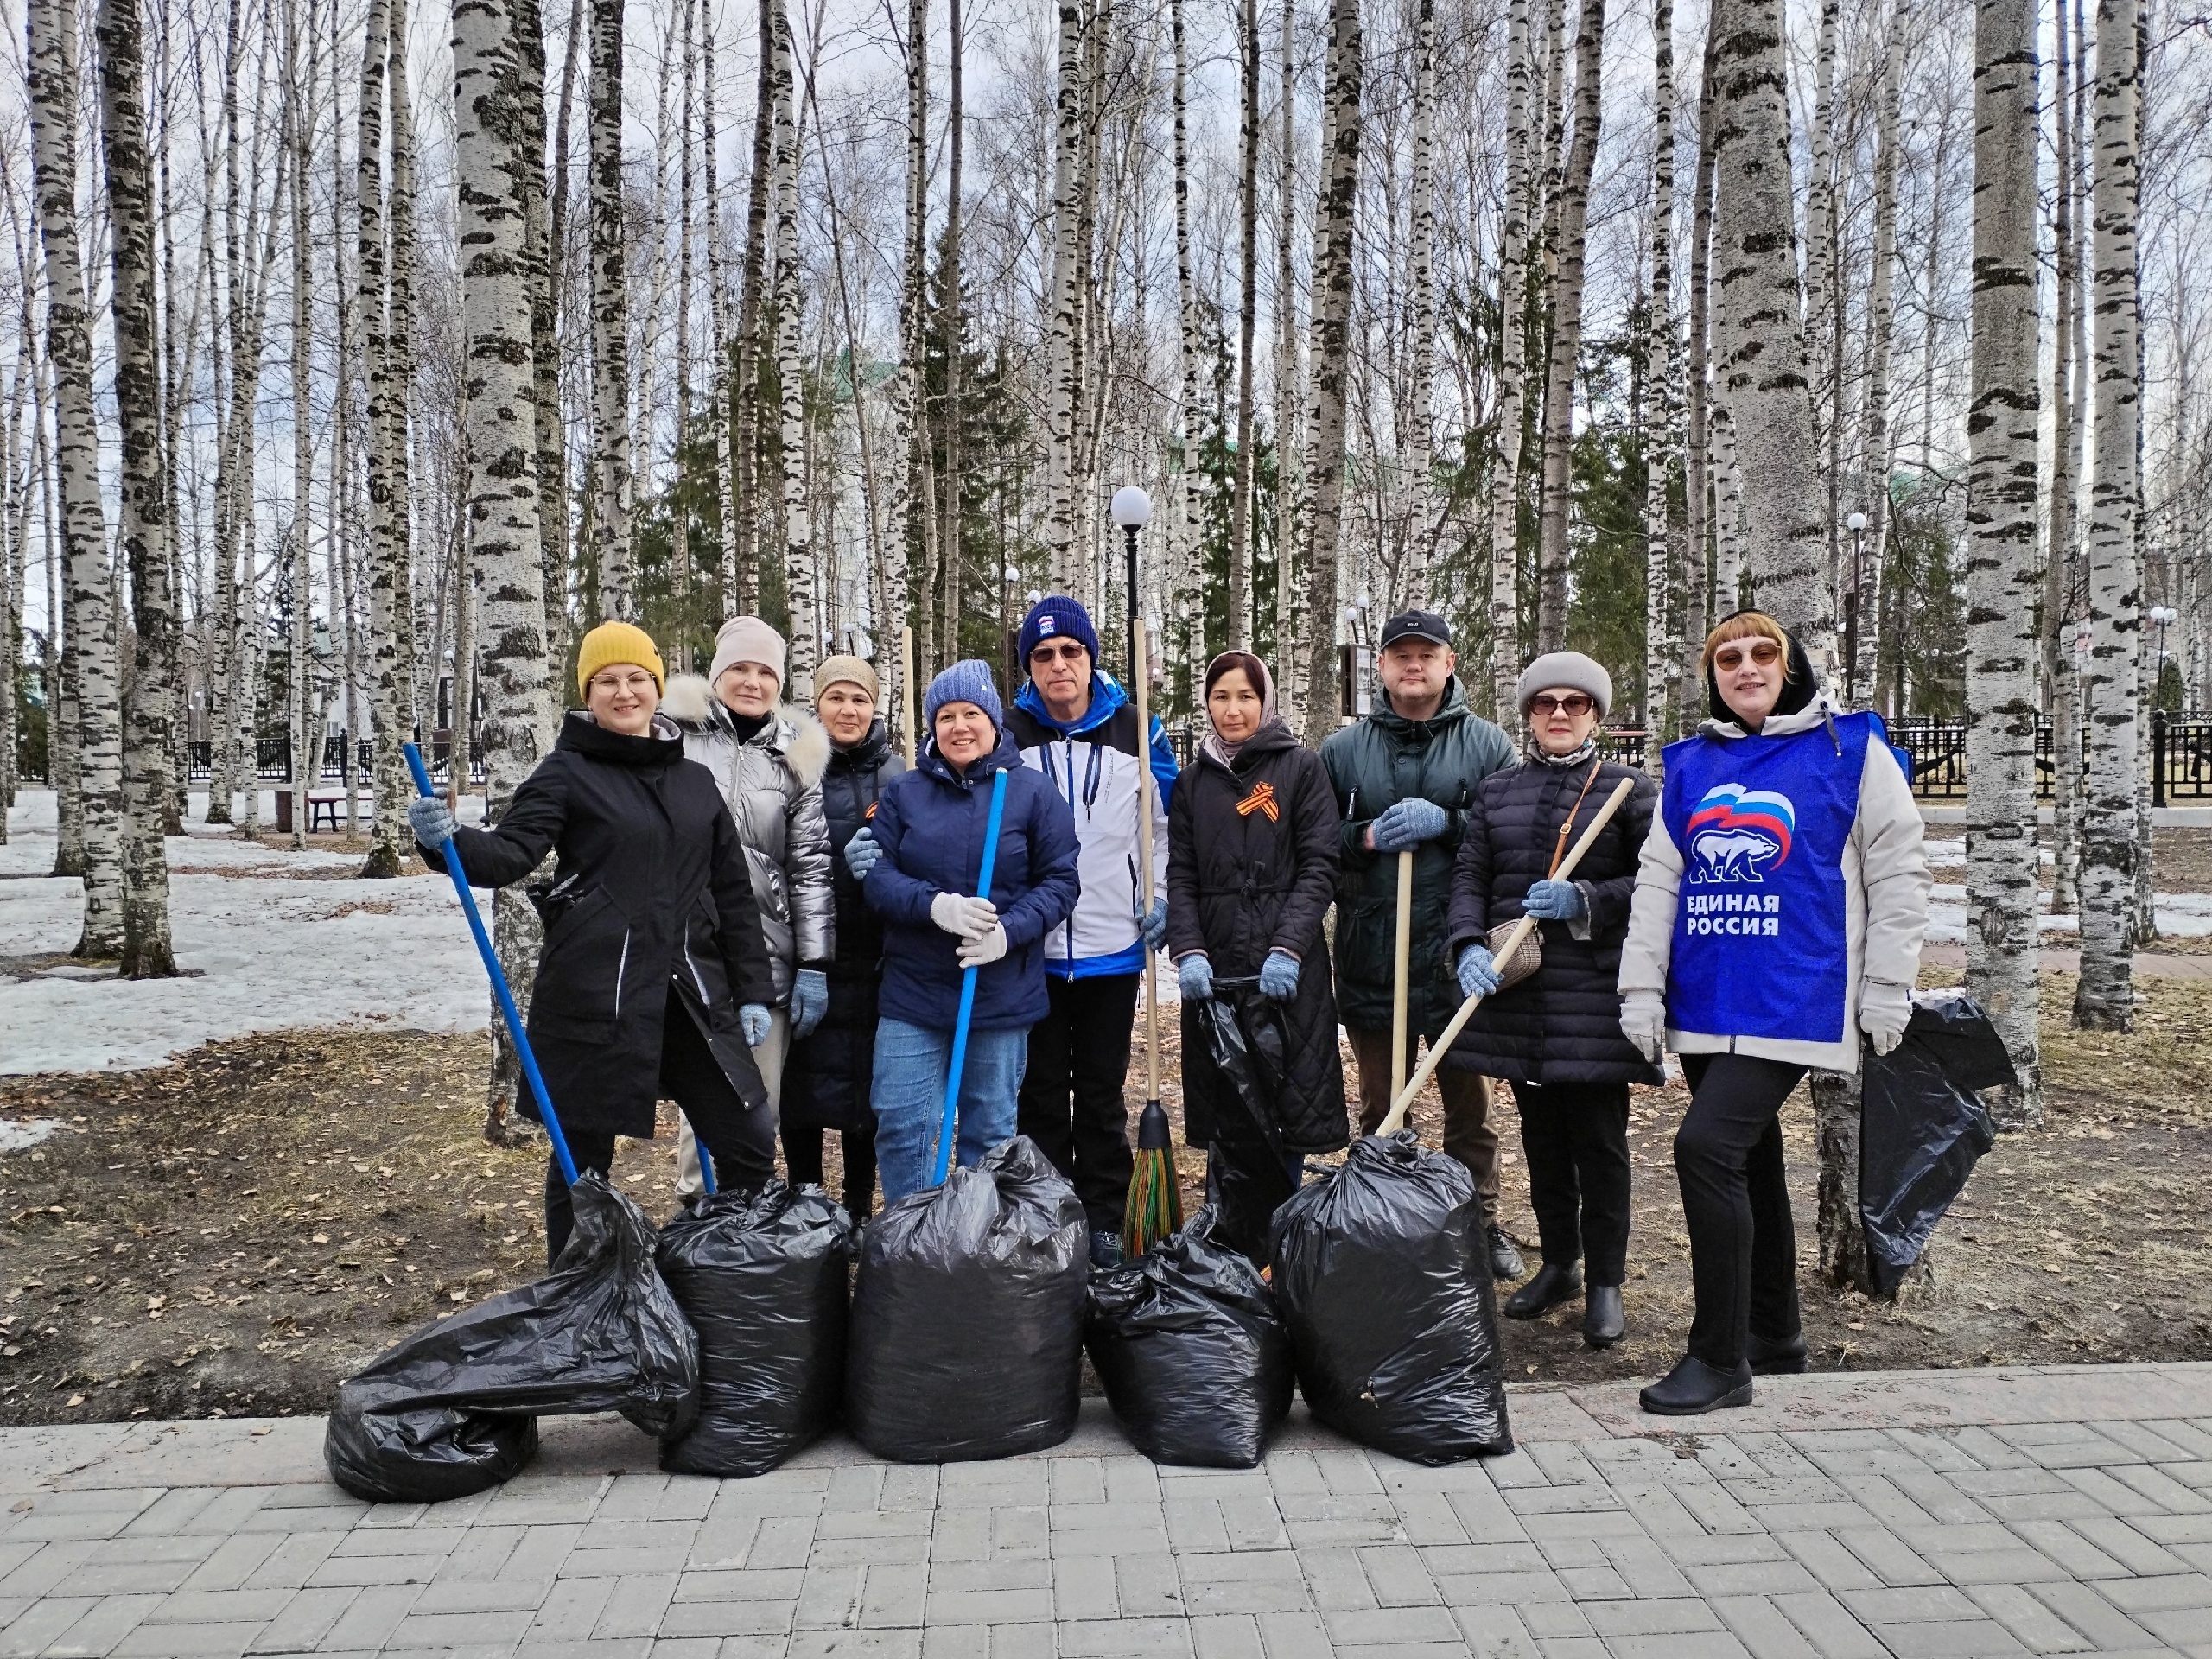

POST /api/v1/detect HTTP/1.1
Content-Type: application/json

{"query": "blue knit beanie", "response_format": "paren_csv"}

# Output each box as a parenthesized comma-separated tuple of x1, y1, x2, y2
(1017, 595, 1100, 669)
(925, 659, 1004, 733)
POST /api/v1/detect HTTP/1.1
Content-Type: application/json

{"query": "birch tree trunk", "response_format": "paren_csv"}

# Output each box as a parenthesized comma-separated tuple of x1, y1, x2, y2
(1962, 0, 2041, 1122)
(1226, 0, 1261, 646)
(732, 0, 776, 615)
(938, 0, 965, 664)
(588, 0, 633, 619)
(1677, 35, 1717, 729)
(1643, 0, 1676, 754)
(702, 6, 734, 608)
(1173, 0, 1204, 678)
(96, 0, 178, 975)
(2044, 0, 2085, 915)
(1533, 0, 1605, 652)
(1044, 0, 1084, 591)
(1804, 0, 1839, 604)
(287, 3, 314, 855)
(1400, 0, 1436, 610)
(1272, 0, 1300, 694)
(513, 0, 566, 661)
(29, 0, 124, 955)
(1488, 0, 1534, 728)
(1707, 0, 1831, 664)
(2072, 0, 2140, 1030)
(771, 0, 816, 694)
(1296, 0, 1360, 746)
(358, 0, 400, 873)
(1858, 0, 1905, 702)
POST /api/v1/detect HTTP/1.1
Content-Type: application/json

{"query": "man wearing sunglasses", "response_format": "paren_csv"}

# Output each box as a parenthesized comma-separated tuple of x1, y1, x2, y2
(1005, 595, 1180, 1268)
(1320, 610, 1524, 1282)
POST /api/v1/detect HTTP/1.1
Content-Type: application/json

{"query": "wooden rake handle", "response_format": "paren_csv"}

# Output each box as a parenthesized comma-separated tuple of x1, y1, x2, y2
(1376, 775, 1638, 1135)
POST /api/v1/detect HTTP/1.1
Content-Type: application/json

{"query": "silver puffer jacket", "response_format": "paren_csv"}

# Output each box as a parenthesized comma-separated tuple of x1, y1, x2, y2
(662, 673, 835, 1001)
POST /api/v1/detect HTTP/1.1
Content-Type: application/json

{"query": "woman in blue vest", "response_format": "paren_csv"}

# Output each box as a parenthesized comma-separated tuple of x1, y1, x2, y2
(1617, 612, 1929, 1414)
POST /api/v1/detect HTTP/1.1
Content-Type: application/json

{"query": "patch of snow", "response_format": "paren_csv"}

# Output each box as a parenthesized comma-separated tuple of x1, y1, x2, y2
(2, 789, 493, 1074)
(0, 1118, 62, 1153)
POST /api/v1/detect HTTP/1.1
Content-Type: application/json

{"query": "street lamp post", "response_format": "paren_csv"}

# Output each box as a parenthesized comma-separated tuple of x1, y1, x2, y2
(1111, 486, 1154, 695)
(1844, 511, 1868, 705)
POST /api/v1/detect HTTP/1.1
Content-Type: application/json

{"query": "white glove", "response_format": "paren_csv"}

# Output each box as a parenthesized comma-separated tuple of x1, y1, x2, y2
(930, 893, 999, 939)
(956, 923, 1009, 969)
(408, 796, 457, 849)
(1620, 993, 1666, 1064)
(1860, 981, 1912, 1058)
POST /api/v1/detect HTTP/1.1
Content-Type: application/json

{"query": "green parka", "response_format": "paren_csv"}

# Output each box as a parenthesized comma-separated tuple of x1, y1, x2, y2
(1319, 677, 1516, 1035)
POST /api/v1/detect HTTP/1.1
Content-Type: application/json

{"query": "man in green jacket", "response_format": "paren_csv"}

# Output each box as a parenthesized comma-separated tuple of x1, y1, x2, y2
(1321, 610, 1523, 1281)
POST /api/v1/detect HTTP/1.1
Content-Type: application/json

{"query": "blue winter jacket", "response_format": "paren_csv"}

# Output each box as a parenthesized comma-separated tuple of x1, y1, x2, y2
(864, 731, 1084, 1032)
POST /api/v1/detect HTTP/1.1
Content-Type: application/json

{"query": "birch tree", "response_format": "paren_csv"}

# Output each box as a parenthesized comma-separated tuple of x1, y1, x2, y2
(1857, 0, 1905, 701)
(1488, 0, 1534, 727)
(771, 0, 816, 694)
(1226, 0, 1262, 645)
(1962, 0, 2040, 1120)
(1399, 0, 1438, 609)
(96, 0, 177, 976)
(2073, 0, 2141, 1030)
(2044, 0, 2085, 915)
(1044, 0, 1085, 592)
(1643, 0, 1676, 753)
(28, 0, 124, 955)
(589, 0, 633, 619)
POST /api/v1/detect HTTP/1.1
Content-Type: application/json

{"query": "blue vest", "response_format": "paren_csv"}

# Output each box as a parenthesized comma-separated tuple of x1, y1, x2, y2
(1660, 713, 1877, 1045)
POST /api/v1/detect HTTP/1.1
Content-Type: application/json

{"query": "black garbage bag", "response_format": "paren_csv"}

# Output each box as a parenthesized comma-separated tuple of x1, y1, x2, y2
(1193, 984, 1295, 1263)
(845, 1136, 1087, 1462)
(1860, 992, 2013, 1296)
(326, 1171, 699, 1503)
(1085, 1206, 1294, 1468)
(1270, 1130, 1511, 1465)
(657, 1180, 854, 1478)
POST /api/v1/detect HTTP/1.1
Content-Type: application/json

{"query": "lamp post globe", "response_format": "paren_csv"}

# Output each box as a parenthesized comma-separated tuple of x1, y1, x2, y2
(1110, 486, 1153, 529)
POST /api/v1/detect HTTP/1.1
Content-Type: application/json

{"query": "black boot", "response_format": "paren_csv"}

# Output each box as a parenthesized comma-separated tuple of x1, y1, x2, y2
(1745, 1329, 1808, 1376)
(1582, 1285, 1624, 1349)
(1638, 1355, 1755, 1416)
(1505, 1262, 1582, 1319)
(1486, 1225, 1526, 1282)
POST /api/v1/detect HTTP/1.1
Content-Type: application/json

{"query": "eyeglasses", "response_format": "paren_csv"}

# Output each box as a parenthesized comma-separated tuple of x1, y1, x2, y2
(588, 671, 658, 696)
(1029, 643, 1089, 664)
(1529, 694, 1593, 718)
(1713, 640, 1783, 671)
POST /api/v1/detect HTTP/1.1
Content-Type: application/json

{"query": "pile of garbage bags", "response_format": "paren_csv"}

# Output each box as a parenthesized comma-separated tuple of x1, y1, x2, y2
(1271, 1130, 1513, 1465)
(1087, 1207, 1293, 1467)
(657, 1181, 855, 1477)
(845, 1136, 1089, 1463)
(326, 1173, 699, 1503)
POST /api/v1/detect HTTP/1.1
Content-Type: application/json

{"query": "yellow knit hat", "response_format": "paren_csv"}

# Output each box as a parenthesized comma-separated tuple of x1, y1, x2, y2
(575, 620, 666, 701)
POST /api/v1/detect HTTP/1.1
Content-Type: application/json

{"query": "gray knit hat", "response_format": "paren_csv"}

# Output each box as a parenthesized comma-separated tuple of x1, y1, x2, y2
(925, 659, 1004, 731)
(1516, 652, 1612, 720)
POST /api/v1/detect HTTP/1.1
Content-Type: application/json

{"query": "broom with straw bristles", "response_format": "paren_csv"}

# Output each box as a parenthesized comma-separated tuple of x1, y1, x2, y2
(1122, 612, 1184, 1259)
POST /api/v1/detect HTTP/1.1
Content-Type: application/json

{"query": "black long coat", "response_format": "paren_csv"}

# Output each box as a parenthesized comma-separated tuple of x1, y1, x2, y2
(1443, 753, 1662, 1087)
(423, 712, 776, 1139)
(1165, 724, 1347, 1155)
(782, 719, 906, 1134)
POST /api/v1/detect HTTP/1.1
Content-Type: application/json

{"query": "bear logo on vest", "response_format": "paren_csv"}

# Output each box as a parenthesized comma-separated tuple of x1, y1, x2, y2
(1685, 784, 1796, 885)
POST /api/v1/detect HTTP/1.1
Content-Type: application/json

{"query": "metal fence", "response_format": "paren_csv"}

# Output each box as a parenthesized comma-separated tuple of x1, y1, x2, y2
(184, 734, 486, 787)
(1889, 712, 2212, 806)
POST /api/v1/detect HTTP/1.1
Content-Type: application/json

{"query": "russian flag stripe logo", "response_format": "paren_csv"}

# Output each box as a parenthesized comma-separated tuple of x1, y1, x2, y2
(1685, 783, 1796, 866)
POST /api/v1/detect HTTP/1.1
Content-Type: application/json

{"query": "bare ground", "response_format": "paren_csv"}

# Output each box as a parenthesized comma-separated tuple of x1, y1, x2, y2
(3, 957, 2208, 1427)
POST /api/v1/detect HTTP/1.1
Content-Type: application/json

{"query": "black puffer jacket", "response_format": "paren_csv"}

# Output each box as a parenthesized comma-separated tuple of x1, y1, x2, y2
(783, 720, 906, 1134)
(1443, 753, 1662, 1087)
(1165, 725, 1347, 1155)
(421, 712, 775, 1139)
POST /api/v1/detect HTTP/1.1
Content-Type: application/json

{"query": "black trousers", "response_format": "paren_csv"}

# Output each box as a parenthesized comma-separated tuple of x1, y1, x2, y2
(782, 1120, 878, 1224)
(1017, 972, 1140, 1233)
(544, 988, 778, 1264)
(1675, 1053, 1808, 1370)
(1515, 1079, 1632, 1286)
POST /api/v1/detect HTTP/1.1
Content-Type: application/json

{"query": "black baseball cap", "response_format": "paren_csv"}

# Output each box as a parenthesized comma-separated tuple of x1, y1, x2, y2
(1379, 610, 1452, 650)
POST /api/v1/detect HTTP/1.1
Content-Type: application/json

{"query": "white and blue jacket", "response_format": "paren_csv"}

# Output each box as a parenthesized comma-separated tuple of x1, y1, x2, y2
(1006, 673, 1178, 980)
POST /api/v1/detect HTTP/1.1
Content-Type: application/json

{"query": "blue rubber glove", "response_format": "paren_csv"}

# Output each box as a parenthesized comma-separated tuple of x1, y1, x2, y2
(1369, 797, 1449, 852)
(1456, 943, 1502, 1000)
(789, 969, 830, 1039)
(842, 828, 881, 880)
(739, 1003, 772, 1046)
(407, 796, 456, 849)
(1177, 953, 1215, 1002)
(1522, 879, 1587, 922)
(1258, 950, 1300, 1001)
(1136, 895, 1168, 951)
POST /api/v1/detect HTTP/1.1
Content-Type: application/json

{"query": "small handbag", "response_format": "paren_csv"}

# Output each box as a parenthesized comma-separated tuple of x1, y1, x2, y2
(1484, 761, 1604, 993)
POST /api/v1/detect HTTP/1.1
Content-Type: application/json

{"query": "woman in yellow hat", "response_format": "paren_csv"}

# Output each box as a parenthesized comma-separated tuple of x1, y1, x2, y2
(407, 621, 780, 1260)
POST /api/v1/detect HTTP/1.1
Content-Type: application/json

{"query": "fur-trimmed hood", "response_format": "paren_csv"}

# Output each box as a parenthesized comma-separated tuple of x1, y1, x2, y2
(662, 672, 832, 791)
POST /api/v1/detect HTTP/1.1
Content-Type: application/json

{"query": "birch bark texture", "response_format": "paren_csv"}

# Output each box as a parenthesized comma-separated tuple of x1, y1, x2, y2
(1961, 0, 2041, 1121)
(1706, 0, 1831, 666)
(588, 0, 633, 620)
(96, 0, 178, 976)
(2072, 0, 2141, 1031)
(1400, 0, 1438, 611)
(770, 0, 816, 696)
(1488, 0, 1534, 728)
(29, 0, 125, 955)
(1643, 0, 1677, 755)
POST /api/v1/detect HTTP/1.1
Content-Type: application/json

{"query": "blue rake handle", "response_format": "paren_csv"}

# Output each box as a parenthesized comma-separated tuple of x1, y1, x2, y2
(933, 766, 1010, 1185)
(405, 743, 582, 1187)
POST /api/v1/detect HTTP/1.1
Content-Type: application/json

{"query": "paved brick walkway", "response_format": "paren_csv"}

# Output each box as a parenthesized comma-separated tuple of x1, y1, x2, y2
(3, 1364, 2209, 1659)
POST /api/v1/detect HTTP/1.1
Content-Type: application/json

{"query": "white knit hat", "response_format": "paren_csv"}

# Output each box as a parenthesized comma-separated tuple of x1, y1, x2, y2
(709, 617, 786, 690)
(1516, 652, 1612, 720)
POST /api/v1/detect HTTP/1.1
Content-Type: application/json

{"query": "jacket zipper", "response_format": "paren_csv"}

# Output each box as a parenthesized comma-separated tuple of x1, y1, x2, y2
(613, 928, 631, 1018)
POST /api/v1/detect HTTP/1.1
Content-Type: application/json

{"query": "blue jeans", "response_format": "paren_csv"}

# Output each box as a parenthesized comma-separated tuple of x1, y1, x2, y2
(871, 1018, 1029, 1205)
